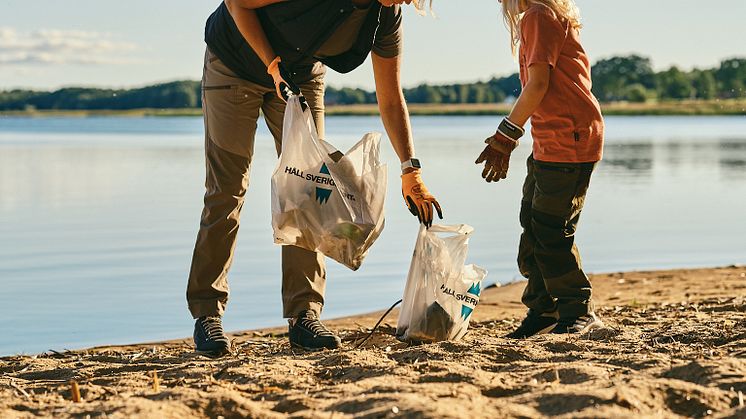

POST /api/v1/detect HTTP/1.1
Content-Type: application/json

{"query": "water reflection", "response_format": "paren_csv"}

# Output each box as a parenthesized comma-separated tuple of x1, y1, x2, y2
(600, 142, 654, 180)
(2, 115, 746, 356)
(718, 140, 746, 177)
(597, 138, 746, 183)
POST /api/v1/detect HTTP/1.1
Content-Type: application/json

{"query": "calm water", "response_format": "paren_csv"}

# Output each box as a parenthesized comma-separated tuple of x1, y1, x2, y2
(1, 115, 745, 356)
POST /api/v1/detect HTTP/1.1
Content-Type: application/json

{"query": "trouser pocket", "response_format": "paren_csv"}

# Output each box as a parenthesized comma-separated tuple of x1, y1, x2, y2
(531, 158, 595, 220)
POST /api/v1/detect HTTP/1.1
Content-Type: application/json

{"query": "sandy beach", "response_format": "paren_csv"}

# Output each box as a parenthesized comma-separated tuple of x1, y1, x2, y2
(2, 266, 745, 418)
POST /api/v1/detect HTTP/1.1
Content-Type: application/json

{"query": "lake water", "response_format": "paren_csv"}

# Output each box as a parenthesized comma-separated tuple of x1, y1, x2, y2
(1, 115, 745, 356)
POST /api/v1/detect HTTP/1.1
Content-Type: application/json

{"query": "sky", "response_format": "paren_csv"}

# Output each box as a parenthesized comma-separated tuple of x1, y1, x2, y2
(1, 0, 745, 91)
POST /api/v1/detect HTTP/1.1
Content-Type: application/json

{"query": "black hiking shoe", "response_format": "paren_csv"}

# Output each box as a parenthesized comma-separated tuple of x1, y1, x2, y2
(551, 312, 604, 334)
(289, 310, 341, 351)
(505, 310, 559, 339)
(194, 316, 231, 358)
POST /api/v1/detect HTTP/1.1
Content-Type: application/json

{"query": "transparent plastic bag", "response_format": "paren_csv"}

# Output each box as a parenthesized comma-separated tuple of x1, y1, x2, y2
(396, 224, 487, 342)
(271, 95, 387, 270)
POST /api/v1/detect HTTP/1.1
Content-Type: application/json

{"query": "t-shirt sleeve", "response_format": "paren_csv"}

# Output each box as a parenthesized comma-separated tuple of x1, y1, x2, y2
(372, 5, 402, 58)
(521, 9, 567, 68)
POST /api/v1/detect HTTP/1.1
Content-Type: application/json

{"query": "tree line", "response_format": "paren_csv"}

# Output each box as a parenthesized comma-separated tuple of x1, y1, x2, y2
(0, 81, 202, 111)
(1, 55, 744, 111)
(590, 56, 745, 102)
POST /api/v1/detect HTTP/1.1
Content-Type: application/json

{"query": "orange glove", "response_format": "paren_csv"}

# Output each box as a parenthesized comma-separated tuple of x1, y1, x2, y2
(267, 56, 301, 102)
(401, 170, 443, 228)
(475, 118, 522, 183)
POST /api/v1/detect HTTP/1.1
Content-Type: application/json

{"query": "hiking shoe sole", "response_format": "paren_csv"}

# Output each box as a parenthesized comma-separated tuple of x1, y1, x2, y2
(195, 346, 231, 359)
(290, 341, 340, 352)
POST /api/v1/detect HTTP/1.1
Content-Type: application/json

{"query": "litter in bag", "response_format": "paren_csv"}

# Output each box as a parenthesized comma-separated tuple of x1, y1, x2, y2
(396, 224, 487, 342)
(271, 95, 387, 270)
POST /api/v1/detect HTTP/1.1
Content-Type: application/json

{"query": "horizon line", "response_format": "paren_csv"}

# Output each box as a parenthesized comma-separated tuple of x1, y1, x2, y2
(2, 53, 744, 93)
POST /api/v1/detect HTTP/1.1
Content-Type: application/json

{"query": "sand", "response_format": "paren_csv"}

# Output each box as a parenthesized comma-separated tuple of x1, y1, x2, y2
(2, 266, 745, 418)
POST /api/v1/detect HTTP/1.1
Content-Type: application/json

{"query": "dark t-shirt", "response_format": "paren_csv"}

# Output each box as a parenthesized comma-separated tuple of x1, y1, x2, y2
(204, 1, 402, 87)
(316, 5, 402, 59)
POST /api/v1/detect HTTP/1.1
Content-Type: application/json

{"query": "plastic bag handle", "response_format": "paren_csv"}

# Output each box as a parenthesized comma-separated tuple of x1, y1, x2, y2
(426, 224, 474, 236)
(297, 94, 309, 112)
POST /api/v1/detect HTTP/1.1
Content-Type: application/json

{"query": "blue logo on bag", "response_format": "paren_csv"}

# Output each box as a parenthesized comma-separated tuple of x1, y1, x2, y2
(460, 282, 482, 320)
(315, 163, 333, 205)
(440, 282, 482, 320)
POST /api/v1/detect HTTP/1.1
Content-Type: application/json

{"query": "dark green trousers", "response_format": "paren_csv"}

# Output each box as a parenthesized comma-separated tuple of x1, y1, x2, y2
(518, 155, 597, 319)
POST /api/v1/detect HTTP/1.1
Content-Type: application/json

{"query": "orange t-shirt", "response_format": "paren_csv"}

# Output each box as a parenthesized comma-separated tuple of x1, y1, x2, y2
(519, 5, 604, 163)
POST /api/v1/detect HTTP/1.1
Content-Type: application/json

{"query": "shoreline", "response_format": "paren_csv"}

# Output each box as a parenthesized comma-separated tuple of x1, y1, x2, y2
(28, 264, 745, 354)
(2, 265, 745, 418)
(1, 99, 745, 118)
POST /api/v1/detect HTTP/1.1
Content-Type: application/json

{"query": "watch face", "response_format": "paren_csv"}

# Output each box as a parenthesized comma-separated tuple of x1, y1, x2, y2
(411, 158, 421, 168)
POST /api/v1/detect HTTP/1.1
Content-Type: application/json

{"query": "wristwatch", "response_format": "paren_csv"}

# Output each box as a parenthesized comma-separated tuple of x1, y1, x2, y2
(401, 158, 422, 172)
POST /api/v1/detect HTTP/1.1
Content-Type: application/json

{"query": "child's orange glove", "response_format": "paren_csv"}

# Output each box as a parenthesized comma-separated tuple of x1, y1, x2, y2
(401, 170, 443, 228)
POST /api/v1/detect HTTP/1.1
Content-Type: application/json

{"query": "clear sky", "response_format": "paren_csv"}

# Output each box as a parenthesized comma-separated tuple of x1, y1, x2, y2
(1, 0, 744, 91)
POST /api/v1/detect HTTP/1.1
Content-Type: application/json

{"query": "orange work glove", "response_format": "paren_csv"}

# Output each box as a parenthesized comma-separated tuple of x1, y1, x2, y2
(401, 170, 443, 228)
(475, 117, 523, 183)
(267, 56, 302, 103)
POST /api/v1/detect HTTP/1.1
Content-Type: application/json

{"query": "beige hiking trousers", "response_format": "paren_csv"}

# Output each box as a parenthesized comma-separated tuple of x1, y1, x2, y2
(187, 48, 326, 319)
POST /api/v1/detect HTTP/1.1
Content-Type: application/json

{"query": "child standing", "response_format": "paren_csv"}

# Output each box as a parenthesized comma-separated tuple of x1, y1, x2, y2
(475, 0, 604, 337)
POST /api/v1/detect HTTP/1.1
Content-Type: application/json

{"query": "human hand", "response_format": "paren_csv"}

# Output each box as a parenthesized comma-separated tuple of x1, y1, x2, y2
(401, 170, 443, 227)
(475, 142, 511, 183)
(266, 56, 301, 102)
(475, 118, 523, 183)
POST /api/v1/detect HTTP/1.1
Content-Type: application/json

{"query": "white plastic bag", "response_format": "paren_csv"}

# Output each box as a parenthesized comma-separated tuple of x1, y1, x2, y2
(271, 95, 387, 270)
(396, 224, 487, 342)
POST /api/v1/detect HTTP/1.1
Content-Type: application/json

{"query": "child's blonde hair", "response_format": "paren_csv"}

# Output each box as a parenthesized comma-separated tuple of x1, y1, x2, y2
(502, 0, 582, 56)
(413, 0, 435, 17)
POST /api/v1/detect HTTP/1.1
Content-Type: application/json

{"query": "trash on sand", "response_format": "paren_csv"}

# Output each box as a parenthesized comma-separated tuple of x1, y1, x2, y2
(397, 224, 487, 342)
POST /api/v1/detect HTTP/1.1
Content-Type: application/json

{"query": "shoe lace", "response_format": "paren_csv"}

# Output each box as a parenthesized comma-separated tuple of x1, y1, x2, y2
(298, 312, 333, 337)
(201, 317, 226, 340)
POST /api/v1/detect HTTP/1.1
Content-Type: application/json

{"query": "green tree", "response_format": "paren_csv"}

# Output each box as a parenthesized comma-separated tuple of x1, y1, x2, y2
(715, 58, 746, 98)
(690, 69, 717, 99)
(324, 86, 375, 105)
(591, 55, 657, 101)
(457, 84, 470, 104)
(5, 55, 746, 110)
(440, 86, 459, 104)
(488, 73, 521, 99)
(623, 84, 650, 103)
(657, 67, 694, 99)
(404, 85, 443, 104)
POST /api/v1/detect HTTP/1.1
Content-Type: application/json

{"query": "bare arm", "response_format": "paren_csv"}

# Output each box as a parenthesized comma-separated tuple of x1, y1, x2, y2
(224, 0, 287, 66)
(371, 52, 414, 165)
(474, 64, 551, 183)
(373, 51, 442, 225)
(507, 63, 551, 126)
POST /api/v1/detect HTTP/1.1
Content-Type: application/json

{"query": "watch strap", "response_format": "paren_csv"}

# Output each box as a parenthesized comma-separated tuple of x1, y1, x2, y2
(401, 158, 422, 171)
(497, 117, 525, 142)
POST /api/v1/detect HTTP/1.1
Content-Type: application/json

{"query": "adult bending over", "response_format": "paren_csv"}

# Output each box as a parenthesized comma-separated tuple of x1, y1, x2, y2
(187, 0, 442, 357)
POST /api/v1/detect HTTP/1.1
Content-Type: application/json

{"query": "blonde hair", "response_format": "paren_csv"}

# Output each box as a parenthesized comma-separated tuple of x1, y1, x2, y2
(502, 0, 582, 56)
(413, 0, 435, 17)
